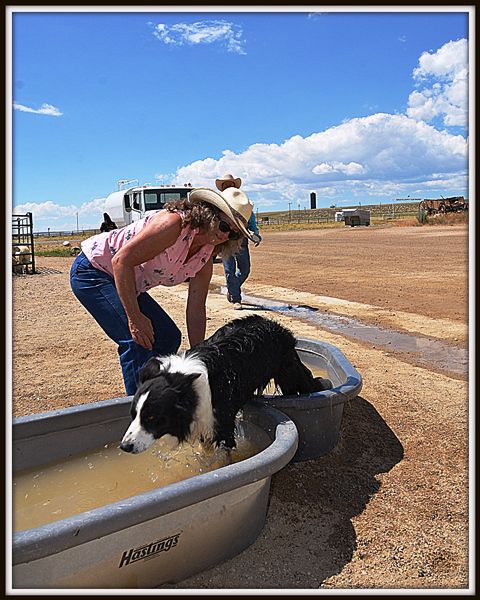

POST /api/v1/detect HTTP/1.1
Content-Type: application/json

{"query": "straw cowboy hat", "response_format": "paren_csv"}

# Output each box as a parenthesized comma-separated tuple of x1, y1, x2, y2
(215, 173, 242, 191)
(189, 186, 257, 242)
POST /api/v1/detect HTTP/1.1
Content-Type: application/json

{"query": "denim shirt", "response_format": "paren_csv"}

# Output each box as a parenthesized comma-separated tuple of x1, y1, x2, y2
(247, 212, 260, 236)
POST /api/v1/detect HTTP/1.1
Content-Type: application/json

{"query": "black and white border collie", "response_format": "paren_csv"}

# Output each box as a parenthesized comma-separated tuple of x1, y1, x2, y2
(120, 314, 332, 454)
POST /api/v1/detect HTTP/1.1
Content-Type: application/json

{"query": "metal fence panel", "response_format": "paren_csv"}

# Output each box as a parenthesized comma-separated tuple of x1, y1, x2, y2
(12, 213, 35, 274)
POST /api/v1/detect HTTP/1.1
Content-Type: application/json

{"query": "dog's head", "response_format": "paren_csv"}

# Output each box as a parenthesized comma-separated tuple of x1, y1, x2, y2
(120, 357, 201, 454)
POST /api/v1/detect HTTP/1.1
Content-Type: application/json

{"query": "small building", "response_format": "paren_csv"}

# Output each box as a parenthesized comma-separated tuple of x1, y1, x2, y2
(334, 211, 344, 222)
(342, 208, 371, 227)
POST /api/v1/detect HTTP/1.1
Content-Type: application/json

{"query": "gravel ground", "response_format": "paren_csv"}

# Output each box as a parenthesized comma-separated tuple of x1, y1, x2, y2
(11, 223, 470, 591)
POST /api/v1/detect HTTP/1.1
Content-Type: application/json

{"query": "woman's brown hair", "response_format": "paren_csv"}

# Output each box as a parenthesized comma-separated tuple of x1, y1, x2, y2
(164, 197, 244, 259)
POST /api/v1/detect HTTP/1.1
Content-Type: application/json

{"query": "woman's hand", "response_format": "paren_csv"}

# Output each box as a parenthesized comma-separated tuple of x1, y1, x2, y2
(127, 312, 154, 350)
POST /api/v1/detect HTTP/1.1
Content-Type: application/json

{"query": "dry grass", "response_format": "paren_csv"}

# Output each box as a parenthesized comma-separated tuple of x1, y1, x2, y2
(391, 217, 424, 227)
(389, 213, 469, 228)
(425, 212, 469, 226)
(259, 221, 343, 232)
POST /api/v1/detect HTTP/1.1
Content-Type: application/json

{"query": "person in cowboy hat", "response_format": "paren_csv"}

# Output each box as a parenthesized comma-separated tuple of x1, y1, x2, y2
(215, 173, 242, 191)
(70, 186, 255, 395)
(215, 174, 261, 310)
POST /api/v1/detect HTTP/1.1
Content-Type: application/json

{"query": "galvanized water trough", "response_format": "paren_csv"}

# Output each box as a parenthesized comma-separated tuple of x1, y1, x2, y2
(12, 401, 297, 589)
(264, 338, 363, 462)
(11, 337, 361, 589)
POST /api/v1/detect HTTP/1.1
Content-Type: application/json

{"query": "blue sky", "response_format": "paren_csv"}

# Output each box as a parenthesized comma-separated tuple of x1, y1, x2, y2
(9, 8, 470, 231)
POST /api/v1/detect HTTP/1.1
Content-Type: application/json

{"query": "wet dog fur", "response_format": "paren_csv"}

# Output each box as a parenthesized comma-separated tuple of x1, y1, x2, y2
(120, 314, 332, 454)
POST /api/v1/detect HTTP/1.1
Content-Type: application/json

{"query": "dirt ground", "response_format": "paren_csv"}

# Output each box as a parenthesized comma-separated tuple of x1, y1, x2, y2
(10, 223, 470, 590)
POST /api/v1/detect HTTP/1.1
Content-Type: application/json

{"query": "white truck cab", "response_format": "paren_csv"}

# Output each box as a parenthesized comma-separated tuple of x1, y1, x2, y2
(103, 180, 193, 228)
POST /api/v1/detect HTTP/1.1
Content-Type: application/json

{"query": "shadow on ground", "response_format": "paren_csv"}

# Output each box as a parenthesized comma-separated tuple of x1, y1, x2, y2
(164, 396, 404, 589)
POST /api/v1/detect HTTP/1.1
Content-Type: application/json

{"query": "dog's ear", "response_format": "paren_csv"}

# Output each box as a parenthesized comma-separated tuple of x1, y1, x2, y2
(174, 373, 201, 412)
(182, 372, 201, 392)
(186, 372, 201, 383)
(173, 372, 201, 392)
(139, 358, 163, 383)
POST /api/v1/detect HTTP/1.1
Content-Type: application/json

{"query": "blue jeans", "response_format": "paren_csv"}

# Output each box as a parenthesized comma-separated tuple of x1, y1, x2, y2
(222, 239, 250, 303)
(70, 252, 181, 395)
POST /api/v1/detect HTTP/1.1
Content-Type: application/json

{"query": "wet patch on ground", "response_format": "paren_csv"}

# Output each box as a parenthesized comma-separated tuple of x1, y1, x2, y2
(213, 286, 467, 379)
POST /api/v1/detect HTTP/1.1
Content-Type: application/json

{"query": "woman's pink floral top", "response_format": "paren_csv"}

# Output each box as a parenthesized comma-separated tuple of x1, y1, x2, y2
(81, 210, 214, 295)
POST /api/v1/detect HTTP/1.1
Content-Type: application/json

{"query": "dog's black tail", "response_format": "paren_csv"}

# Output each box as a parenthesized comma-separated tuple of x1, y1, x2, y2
(275, 349, 332, 395)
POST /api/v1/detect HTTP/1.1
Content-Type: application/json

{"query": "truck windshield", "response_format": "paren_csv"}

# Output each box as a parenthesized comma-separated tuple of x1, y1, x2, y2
(144, 190, 190, 211)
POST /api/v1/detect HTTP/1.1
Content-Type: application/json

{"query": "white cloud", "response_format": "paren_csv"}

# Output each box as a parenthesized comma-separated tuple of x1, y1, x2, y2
(151, 20, 246, 55)
(169, 39, 468, 209)
(154, 172, 177, 184)
(19, 111, 467, 226)
(407, 39, 468, 128)
(173, 112, 467, 208)
(14, 198, 106, 217)
(312, 161, 367, 176)
(16, 38, 469, 228)
(14, 200, 75, 217)
(13, 102, 63, 116)
(13, 198, 107, 231)
(413, 38, 467, 80)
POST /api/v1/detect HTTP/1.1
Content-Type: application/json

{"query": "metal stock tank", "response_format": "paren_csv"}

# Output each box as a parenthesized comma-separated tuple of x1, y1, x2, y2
(11, 399, 297, 589)
(264, 338, 363, 462)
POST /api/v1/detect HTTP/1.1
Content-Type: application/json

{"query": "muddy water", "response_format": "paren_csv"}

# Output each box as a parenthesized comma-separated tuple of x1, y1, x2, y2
(216, 287, 467, 377)
(302, 363, 329, 379)
(13, 360, 328, 534)
(13, 437, 259, 532)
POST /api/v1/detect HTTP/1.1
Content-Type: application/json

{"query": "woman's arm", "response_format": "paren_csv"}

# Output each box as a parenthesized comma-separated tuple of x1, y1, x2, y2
(111, 211, 182, 349)
(186, 257, 214, 347)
